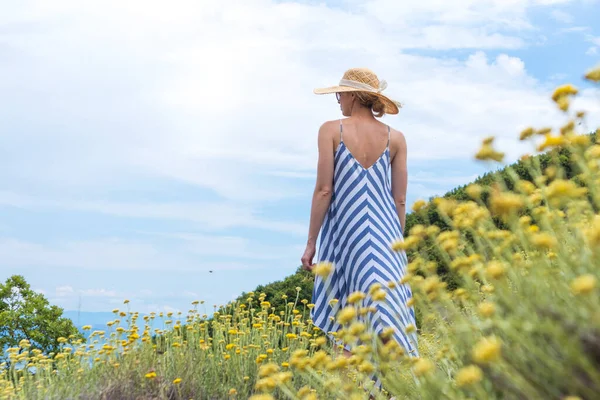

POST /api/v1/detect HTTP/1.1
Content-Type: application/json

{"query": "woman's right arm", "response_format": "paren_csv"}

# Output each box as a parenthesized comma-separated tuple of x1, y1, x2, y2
(390, 130, 408, 234)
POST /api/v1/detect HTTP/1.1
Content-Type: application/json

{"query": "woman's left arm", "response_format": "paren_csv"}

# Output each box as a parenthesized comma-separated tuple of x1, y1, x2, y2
(301, 122, 335, 270)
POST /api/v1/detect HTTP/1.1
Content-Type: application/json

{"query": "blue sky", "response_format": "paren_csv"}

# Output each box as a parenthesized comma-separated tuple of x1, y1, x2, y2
(1, 0, 599, 315)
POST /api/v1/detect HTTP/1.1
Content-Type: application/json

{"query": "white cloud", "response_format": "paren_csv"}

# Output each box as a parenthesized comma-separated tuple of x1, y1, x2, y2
(587, 35, 600, 46)
(55, 285, 74, 297)
(587, 46, 599, 55)
(1, 0, 598, 206)
(0, 236, 297, 272)
(78, 288, 118, 298)
(0, 191, 305, 235)
(550, 9, 574, 23)
(138, 231, 305, 261)
(410, 171, 482, 186)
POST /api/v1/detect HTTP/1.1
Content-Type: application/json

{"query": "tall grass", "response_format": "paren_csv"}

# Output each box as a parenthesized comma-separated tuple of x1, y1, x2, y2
(1, 64, 599, 400)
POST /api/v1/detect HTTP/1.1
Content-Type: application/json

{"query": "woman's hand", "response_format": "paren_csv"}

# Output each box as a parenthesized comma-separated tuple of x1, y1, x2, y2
(301, 243, 316, 271)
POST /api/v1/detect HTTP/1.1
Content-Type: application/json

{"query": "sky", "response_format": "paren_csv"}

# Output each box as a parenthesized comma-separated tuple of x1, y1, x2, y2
(1, 0, 599, 315)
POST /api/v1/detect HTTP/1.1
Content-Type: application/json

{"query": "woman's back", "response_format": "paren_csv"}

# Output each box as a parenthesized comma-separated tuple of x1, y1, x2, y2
(333, 117, 394, 170)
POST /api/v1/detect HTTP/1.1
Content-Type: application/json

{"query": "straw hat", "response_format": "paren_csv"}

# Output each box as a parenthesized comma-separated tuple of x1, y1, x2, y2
(313, 67, 402, 114)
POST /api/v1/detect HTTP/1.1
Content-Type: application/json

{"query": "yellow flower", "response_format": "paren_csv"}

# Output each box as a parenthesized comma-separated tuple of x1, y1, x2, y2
(248, 394, 275, 400)
(485, 261, 506, 280)
(337, 306, 357, 325)
(348, 291, 366, 304)
(297, 387, 312, 398)
(455, 365, 483, 387)
(530, 232, 557, 249)
(349, 322, 366, 336)
(475, 136, 504, 162)
(145, 371, 157, 379)
(411, 199, 427, 212)
(172, 378, 182, 384)
(489, 191, 524, 219)
(537, 133, 567, 151)
(371, 289, 387, 301)
(584, 65, 600, 82)
(570, 274, 596, 295)
(569, 133, 590, 146)
(472, 336, 502, 364)
(586, 145, 600, 163)
(413, 358, 434, 376)
(229, 388, 238, 395)
(515, 180, 536, 195)
(466, 184, 483, 199)
(545, 179, 587, 207)
(313, 262, 333, 278)
(551, 84, 578, 111)
(391, 236, 420, 251)
(536, 127, 552, 136)
(552, 84, 578, 100)
(358, 361, 376, 374)
(258, 362, 280, 378)
(477, 302, 496, 318)
(519, 126, 535, 140)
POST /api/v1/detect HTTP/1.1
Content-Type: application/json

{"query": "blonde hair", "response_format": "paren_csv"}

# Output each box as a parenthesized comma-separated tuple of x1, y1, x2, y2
(354, 91, 386, 118)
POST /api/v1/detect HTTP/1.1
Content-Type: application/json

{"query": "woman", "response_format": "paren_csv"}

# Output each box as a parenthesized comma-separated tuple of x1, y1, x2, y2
(301, 67, 418, 393)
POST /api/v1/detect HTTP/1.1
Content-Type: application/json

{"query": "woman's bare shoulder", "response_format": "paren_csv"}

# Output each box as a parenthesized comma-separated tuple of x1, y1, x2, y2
(388, 126, 407, 160)
(317, 119, 343, 139)
(389, 126, 407, 147)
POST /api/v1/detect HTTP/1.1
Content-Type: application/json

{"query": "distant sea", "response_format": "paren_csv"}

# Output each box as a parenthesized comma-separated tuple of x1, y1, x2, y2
(62, 311, 154, 343)
(2, 311, 173, 357)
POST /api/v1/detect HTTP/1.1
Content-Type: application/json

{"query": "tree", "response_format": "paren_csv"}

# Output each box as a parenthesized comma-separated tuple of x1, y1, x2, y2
(0, 275, 83, 364)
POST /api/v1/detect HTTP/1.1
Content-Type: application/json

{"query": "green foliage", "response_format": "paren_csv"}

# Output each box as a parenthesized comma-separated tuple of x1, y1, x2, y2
(403, 131, 598, 292)
(0, 275, 83, 364)
(221, 267, 314, 317)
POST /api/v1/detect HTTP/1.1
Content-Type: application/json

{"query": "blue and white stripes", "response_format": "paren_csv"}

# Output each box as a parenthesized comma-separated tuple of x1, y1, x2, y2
(310, 123, 418, 390)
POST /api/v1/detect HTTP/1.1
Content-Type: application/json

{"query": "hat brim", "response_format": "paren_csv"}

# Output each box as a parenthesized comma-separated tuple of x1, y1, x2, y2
(313, 85, 401, 115)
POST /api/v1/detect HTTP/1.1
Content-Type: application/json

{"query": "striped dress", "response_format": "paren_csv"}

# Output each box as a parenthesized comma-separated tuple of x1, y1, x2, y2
(310, 120, 419, 390)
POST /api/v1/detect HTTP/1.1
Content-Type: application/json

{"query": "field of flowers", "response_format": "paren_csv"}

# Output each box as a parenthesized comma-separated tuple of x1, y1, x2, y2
(1, 65, 599, 400)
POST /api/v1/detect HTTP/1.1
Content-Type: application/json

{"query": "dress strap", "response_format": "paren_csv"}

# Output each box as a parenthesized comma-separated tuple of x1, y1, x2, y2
(339, 119, 344, 142)
(386, 125, 390, 148)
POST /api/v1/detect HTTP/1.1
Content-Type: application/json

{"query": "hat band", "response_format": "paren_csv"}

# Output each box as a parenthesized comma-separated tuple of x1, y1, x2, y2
(339, 78, 388, 93)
